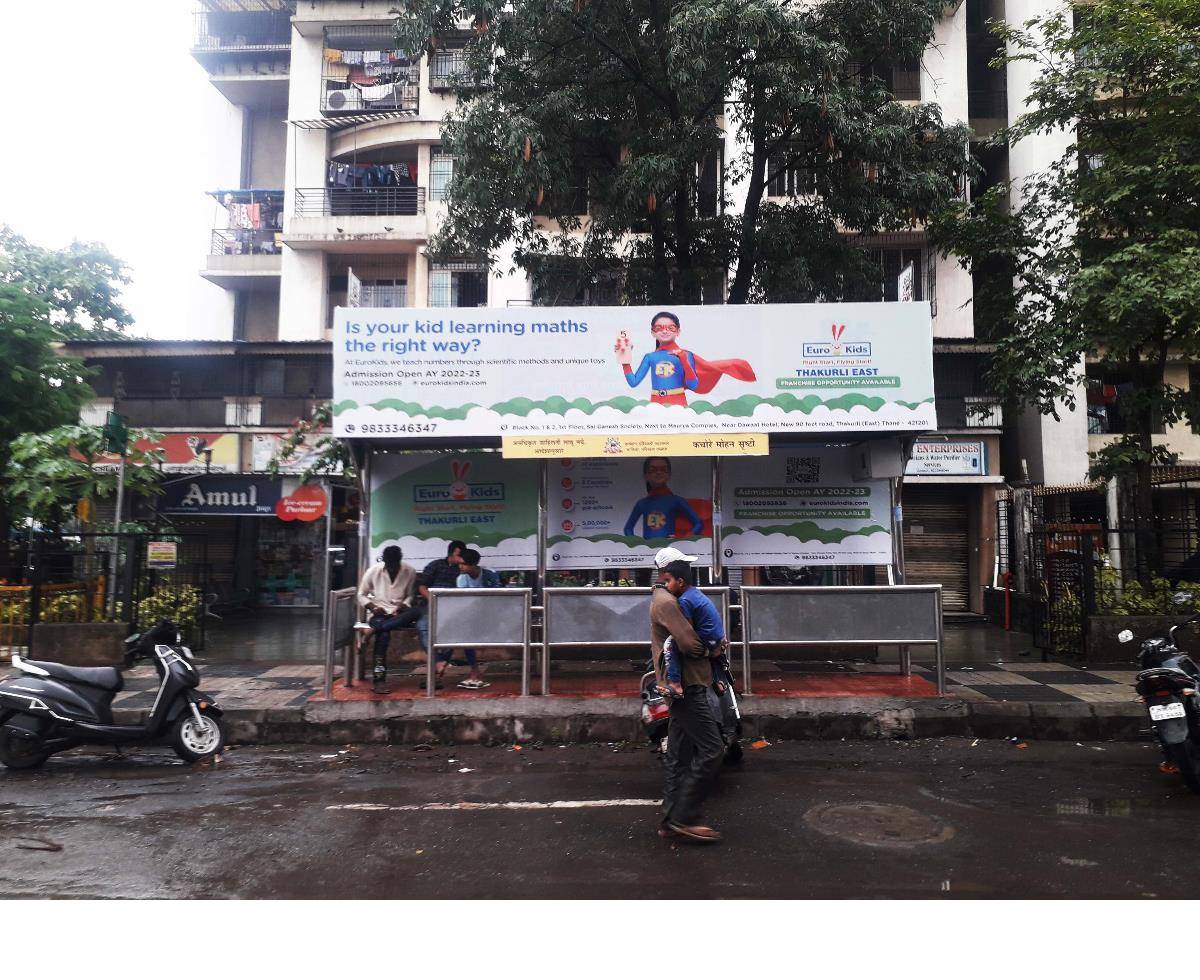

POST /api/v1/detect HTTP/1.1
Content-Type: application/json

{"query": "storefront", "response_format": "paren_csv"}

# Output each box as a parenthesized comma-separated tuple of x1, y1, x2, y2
(902, 437, 1002, 614)
(158, 473, 330, 609)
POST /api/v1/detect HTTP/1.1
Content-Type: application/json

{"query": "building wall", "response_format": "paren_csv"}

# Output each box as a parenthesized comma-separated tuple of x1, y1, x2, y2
(243, 291, 282, 342)
(247, 109, 288, 188)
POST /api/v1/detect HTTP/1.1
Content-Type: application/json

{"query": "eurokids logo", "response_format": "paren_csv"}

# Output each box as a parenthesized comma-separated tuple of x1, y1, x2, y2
(803, 323, 872, 358)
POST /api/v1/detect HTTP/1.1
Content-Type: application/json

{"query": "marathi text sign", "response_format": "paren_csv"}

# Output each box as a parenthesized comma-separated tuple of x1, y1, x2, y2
(332, 303, 935, 438)
(547, 456, 712, 568)
(720, 445, 892, 565)
(370, 452, 538, 568)
(502, 432, 767, 458)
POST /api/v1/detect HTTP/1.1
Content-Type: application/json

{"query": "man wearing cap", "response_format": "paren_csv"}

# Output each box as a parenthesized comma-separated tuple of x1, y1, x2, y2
(650, 546, 725, 843)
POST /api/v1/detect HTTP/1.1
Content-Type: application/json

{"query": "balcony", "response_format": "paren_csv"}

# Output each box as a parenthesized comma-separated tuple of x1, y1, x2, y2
(294, 186, 425, 217)
(321, 24, 420, 117)
(934, 395, 1004, 429)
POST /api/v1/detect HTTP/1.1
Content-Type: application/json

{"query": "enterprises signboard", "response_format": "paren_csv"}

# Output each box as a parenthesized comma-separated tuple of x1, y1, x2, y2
(332, 302, 935, 438)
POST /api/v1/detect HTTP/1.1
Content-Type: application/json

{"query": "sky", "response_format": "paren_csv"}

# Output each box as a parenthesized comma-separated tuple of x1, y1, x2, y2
(0, 2, 243, 339)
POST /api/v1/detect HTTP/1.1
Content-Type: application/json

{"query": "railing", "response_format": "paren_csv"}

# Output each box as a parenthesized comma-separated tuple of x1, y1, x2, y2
(192, 8, 294, 53)
(294, 186, 426, 217)
(321, 71, 420, 115)
(211, 228, 281, 256)
(934, 395, 1003, 428)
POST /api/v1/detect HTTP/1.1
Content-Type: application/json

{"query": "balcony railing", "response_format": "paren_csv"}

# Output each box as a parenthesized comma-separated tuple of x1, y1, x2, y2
(192, 7, 294, 53)
(321, 69, 420, 115)
(935, 395, 1004, 428)
(294, 186, 426, 218)
(211, 228, 281, 255)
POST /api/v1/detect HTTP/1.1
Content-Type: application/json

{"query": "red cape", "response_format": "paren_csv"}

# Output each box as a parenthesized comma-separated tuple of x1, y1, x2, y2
(688, 352, 757, 395)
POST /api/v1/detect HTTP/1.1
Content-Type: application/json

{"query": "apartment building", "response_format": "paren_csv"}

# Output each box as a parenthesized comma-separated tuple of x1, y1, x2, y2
(187, 0, 1200, 611)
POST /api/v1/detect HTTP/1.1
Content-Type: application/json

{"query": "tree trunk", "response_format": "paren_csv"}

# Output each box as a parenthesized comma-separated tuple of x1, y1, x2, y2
(727, 87, 766, 305)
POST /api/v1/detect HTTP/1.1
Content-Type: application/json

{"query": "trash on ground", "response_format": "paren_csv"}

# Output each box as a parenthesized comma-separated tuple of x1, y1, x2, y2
(512, 744, 523, 752)
(412, 743, 433, 752)
(970, 739, 979, 747)
(1015, 742, 1028, 749)
(15, 837, 62, 852)
(750, 739, 771, 750)
(320, 754, 338, 759)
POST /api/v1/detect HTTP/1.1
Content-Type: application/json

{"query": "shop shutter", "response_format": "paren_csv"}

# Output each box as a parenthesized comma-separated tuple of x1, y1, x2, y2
(902, 487, 969, 611)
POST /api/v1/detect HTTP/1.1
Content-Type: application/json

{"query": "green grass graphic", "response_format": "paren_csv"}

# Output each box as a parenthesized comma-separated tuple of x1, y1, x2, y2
(548, 533, 705, 547)
(721, 522, 889, 543)
(352, 392, 934, 420)
(373, 526, 537, 548)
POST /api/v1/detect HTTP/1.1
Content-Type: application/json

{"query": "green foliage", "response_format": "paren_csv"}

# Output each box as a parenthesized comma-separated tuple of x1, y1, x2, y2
(267, 402, 356, 485)
(1096, 565, 1200, 615)
(7, 423, 165, 528)
(0, 226, 134, 527)
(929, 0, 1200, 491)
(394, 0, 974, 304)
(136, 585, 202, 643)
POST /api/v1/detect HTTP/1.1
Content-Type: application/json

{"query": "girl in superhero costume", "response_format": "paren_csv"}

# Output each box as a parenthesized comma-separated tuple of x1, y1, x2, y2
(624, 457, 703, 541)
(614, 310, 756, 407)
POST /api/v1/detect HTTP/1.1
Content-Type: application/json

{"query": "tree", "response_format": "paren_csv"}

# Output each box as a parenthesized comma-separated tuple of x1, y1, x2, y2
(0, 226, 135, 531)
(930, 0, 1200, 554)
(267, 403, 358, 486)
(7, 424, 164, 530)
(394, 0, 973, 304)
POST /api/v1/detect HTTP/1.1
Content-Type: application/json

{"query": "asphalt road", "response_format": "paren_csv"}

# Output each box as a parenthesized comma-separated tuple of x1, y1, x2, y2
(1, 738, 1196, 899)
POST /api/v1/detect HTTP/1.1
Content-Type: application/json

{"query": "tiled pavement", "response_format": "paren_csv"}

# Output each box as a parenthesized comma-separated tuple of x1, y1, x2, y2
(82, 656, 1140, 708)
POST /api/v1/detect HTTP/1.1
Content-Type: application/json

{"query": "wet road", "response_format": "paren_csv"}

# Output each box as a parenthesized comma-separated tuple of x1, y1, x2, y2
(1, 738, 1196, 899)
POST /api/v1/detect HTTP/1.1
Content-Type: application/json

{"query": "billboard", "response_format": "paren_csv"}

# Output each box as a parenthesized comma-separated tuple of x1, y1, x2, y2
(546, 456, 713, 569)
(332, 303, 935, 438)
(369, 452, 539, 568)
(719, 445, 893, 566)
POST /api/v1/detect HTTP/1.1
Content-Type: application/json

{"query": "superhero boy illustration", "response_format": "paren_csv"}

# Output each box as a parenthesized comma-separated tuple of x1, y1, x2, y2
(624, 457, 703, 541)
(614, 310, 756, 407)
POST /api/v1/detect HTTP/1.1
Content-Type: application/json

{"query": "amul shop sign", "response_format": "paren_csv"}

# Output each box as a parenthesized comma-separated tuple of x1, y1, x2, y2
(160, 475, 281, 516)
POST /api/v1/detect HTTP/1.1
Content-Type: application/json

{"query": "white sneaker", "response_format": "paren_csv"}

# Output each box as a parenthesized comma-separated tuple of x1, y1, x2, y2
(353, 622, 373, 633)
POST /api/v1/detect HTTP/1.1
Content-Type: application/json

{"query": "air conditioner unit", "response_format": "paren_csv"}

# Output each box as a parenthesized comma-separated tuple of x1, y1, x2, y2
(325, 88, 362, 111)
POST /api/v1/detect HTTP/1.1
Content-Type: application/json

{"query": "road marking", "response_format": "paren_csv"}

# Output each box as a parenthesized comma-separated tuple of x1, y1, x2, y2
(327, 799, 662, 813)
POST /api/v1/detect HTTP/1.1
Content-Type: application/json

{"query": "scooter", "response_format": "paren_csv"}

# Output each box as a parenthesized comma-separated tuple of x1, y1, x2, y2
(1119, 598, 1200, 793)
(639, 647, 743, 765)
(0, 620, 226, 770)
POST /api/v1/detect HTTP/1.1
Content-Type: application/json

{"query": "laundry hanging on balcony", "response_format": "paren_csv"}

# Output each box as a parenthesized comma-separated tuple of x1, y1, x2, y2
(327, 163, 417, 188)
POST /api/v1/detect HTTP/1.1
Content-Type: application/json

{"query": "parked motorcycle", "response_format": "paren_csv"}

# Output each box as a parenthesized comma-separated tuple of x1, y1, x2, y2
(0, 620, 225, 770)
(1119, 598, 1200, 793)
(639, 650, 743, 765)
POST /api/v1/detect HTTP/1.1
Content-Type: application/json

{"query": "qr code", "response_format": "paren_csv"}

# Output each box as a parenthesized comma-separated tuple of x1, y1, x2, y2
(786, 456, 821, 484)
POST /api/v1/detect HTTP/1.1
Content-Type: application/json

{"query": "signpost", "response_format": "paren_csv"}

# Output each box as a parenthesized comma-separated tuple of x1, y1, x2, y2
(102, 411, 128, 618)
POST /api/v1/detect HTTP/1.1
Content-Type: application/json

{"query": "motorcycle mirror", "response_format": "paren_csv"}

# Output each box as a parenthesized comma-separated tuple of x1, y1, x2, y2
(1118, 629, 1135, 644)
(1173, 591, 1194, 605)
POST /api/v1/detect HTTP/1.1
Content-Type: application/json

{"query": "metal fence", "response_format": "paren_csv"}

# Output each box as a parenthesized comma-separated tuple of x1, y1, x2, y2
(0, 533, 211, 658)
(1029, 521, 1200, 659)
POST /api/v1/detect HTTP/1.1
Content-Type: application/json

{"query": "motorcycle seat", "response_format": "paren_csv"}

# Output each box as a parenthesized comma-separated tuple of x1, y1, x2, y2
(23, 661, 124, 692)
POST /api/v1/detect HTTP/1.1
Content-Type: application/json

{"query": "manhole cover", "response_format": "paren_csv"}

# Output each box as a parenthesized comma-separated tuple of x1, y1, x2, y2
(803, 803, 954, 848)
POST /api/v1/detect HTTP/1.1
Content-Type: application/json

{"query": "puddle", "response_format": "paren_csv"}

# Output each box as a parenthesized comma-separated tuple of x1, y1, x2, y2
(803, 802, 955, 848)
(1054, 798, 1158, 817)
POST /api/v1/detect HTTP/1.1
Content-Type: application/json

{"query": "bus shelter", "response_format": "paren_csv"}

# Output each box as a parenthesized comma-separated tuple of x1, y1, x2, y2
(328, 301, 946, 697)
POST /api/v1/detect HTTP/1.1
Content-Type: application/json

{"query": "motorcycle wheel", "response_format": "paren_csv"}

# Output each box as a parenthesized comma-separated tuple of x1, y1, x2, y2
(1164, 742, 1200, 794)
(170, 708, 226, 764)
(723, 739, 744, 766)
(0, 724, 51, 770)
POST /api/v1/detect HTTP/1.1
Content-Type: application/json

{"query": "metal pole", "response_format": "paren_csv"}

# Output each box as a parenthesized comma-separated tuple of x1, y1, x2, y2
(357, 447, 372, 584)
(537, 460, 548, 694)
(107, 452, 127, 619)
(711, 457, 722, 579)
(426, 591, 438, 698)
(521, 591, 531, 697)
(321, 480, 334, 698)
(741, 590, 753, 696)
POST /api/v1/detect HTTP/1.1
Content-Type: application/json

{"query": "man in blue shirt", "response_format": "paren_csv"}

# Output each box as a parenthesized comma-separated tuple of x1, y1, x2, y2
(657, 551, 726, 698)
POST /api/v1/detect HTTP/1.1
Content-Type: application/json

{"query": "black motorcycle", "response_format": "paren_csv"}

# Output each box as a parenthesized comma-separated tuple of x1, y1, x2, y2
(0, 620, 225, 770)
(1120, 605, 1200, 793)
(639, 650, 743, 765)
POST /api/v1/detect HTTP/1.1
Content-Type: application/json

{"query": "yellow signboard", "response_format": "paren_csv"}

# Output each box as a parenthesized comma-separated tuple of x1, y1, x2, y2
(502, 433, 769, 459)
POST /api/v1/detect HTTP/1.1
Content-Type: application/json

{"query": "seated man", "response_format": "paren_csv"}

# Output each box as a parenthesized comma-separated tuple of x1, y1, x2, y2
(449, 548, 501, 689)
(417, 539, 482, 690)
(356, 545, 421, 694)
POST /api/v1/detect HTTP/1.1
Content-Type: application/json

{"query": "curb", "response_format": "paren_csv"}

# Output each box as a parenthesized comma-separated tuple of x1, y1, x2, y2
(115, 697, 1150, 746)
